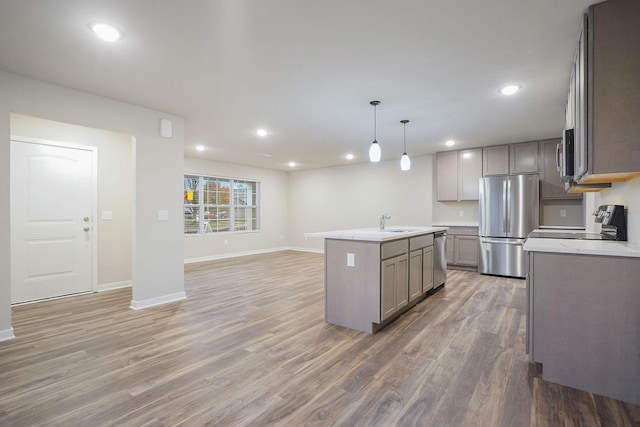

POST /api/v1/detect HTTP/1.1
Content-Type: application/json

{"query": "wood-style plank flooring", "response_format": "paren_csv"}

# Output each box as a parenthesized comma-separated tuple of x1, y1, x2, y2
(1, 250, 639, 426)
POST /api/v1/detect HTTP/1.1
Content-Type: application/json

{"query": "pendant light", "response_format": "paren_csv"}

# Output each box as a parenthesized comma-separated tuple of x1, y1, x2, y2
(369, 100, 381, 162)
(400, 119, 411, 171)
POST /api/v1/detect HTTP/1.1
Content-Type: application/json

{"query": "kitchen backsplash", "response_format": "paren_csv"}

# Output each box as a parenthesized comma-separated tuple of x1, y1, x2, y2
(539, 199, 584, 228)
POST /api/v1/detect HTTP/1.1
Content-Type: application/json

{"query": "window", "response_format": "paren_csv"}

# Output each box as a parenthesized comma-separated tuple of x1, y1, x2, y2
(184, 174, 259, 234)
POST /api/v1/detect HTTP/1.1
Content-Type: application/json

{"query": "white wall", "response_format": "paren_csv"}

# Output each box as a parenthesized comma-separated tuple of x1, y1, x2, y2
(0, 70, 185, 338)
(288, 155, 435, 251)
(10, 114, 133, 290)
(183, 157, 289, 262)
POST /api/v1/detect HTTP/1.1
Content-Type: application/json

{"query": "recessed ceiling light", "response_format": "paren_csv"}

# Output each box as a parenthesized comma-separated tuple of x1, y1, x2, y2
(91, 23, 121, 42)
(256, 129, 268, 137)
(195, 145, 205, 152)
(345, 154, 354, 160)
(288, 161, 296, 168)
(500, 85, 520, 95)
(445, 140, 455, 147)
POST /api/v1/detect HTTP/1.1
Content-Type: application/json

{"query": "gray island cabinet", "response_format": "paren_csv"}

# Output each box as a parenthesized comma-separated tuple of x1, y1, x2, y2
(524, 237, 640, 406)
(306, 227, 446, 333)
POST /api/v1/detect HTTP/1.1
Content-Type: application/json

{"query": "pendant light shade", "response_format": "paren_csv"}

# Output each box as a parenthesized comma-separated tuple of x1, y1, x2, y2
(400, 119, 411, 171)
(369, 100, 381, 162)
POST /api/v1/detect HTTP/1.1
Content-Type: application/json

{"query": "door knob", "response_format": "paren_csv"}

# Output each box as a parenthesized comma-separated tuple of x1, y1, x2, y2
(83, 227, 90, 232)
(83, 217, 90, 222)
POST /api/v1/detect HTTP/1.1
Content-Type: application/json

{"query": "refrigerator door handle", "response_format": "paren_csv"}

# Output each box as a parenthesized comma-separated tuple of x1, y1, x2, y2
(502, 179, 507, 233)
(506, 178, 511, 234)
(480, 237, 524, 245)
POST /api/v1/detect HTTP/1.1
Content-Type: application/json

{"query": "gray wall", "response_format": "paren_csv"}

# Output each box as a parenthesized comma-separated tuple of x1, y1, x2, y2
(1, 70, 185, 338)
(288, 155, 435, 251)
(183, 156, 289, 262)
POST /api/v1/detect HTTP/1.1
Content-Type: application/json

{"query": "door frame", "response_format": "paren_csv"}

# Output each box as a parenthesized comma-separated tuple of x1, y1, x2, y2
(10, 135, 99, 302)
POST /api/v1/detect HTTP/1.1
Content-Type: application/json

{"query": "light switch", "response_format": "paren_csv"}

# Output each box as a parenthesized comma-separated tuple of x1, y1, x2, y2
(459, 210, 464, 217)
(347, 253, 355, 267)
(560, 209, 567, 217)
(102, 211, 113, 221)
(158, 210, 169, 221)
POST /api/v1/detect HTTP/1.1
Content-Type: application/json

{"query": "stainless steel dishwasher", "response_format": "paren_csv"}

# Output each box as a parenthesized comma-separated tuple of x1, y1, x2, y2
(433, 231, 447, 288)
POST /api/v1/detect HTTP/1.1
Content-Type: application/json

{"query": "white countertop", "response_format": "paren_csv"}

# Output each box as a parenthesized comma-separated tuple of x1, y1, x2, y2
(305, 226, 448, 242)
(523, 229, 640, 258)
(432, 221, 478, 227)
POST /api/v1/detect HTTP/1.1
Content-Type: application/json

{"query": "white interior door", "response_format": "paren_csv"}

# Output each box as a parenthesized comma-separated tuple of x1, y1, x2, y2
(11, 140, 95, 303)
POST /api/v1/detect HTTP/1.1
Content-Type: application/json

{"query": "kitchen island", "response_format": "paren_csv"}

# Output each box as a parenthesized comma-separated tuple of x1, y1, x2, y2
(306, 226, 447, 333)
(523, 235, 640, 405)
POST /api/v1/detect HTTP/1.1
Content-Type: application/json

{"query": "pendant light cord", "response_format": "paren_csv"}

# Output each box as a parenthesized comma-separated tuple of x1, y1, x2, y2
(374, 104, 377, 141)
(403, 122, 406, 152)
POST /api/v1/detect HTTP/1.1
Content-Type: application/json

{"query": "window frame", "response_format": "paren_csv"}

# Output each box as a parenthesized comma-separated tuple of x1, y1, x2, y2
(184, 173, 260, 235)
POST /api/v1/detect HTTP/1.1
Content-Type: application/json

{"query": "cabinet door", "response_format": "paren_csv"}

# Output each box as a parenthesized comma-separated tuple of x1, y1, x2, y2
(588, 2, 640, 179)
(459, 148, 483, 200)
(510, 141, 539, 174)
(483, 145, 509, 176)
(381, 258, 397, 320)
(422, 246, 434, 293)
(445, 235, 455, 264)
(396, 254, 409, 310)
(454, 235, 479, 267)
(408, 250, 423, 303)
(437, 151, 459, 201)
(574, 14, 587, 180)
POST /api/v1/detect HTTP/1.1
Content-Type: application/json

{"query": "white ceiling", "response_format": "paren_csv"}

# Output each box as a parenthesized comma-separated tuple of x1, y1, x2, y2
(0, 0, 596, 171)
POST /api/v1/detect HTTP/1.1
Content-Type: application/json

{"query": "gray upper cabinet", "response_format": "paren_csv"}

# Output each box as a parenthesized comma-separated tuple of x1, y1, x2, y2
(437, 148, 482, 201)
(540, 138, 582, 199)
(436, 151, 458, 201)
(483, 142, 539, 176)
(483, 145, 509, 176)
(510, 141, 539, 174)
(579, 0, 640, 184)
(459, 148, 483, 200)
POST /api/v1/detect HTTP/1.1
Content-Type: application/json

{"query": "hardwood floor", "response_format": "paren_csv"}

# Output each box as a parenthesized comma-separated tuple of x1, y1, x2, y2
(1, 250, 639, 426)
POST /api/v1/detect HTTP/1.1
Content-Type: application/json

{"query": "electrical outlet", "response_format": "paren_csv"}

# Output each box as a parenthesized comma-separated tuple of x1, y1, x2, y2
(459, 210, 464, 217)
(224, 239, 228, 245)
(560, 209, 567, 217)
(347, 253, 355, 267)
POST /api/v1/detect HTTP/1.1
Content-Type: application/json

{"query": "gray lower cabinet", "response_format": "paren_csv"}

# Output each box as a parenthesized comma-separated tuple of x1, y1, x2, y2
(408, 250, 423, 303)
(527, 251, 640, 406)
(324, 232, 440, 333)
(381, 254, 408, 321)
(444, 227, 479, 270)
(422, 246, 434, 293)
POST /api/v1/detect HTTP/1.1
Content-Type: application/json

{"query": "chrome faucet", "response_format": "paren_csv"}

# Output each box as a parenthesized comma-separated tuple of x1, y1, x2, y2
(380, 214, 391, 230)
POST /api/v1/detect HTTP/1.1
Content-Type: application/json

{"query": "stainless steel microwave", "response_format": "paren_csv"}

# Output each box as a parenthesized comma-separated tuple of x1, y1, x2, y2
(556, 128, 574, 182)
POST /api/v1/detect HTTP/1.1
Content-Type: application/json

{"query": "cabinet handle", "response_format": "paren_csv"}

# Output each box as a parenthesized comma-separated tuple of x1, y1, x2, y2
(556, 143, 562, 172)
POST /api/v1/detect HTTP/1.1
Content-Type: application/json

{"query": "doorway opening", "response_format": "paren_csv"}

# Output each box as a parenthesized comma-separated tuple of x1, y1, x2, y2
(10, 113, 134, 304)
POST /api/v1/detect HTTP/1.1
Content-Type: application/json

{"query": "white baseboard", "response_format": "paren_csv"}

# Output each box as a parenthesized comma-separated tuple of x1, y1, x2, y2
(184, 246, 301, 264)
(130, 291, 187, 310)
(98, 280, 132, 292)
(0, 328, 15, 342)
(287, 246, 324, 254)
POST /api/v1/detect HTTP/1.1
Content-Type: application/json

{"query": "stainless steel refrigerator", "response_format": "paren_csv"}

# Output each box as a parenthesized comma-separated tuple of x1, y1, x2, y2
(478, 174, 539, 278)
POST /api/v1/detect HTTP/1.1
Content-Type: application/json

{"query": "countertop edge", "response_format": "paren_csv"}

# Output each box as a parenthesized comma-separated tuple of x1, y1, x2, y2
(305, 226, 448, 242)
(523, 238, 640, 258)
